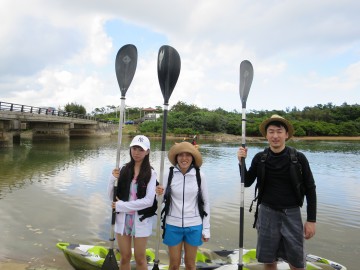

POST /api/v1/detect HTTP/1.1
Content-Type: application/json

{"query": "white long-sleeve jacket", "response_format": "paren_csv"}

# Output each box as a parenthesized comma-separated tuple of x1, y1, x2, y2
(162, 166, 210, 239)
(107, 168, 157, 237)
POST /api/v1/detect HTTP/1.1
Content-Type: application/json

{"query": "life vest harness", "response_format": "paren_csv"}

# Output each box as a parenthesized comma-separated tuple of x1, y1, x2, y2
(160, 166, 208, 239)
(116, 166, 158, 222)
(249, 146, 304, 228)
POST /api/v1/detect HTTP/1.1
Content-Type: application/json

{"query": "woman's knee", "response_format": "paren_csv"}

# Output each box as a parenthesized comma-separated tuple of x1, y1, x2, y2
(169, 263, 181, 270)
(168, 254, 181, 270)
(184, 261, 196, 270)
(183, 244, 197, 270)
(134, 253, 147, 265)
(120, 250, 132, 262)
(184, 255, 196, 270)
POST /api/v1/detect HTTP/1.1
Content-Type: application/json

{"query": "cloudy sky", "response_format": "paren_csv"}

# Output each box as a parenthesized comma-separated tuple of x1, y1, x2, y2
(1, 0, 359, 114)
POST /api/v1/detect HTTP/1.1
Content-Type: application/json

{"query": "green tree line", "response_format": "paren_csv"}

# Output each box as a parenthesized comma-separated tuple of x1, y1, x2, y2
(92, 101, 360, 137)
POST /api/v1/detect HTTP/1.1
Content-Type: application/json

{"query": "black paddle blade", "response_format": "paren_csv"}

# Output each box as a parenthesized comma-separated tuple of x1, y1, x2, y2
(239, 60, 254, 108)
(157, 45, 181, 104)
(115, 44, 138, 97)
(101, 248, 118, 270)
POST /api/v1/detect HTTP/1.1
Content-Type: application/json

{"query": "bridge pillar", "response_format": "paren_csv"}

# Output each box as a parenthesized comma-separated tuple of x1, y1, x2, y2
(0, 130, 14, 147)
(70, 122, 116, 137)
(70, 123, 97, 137)
(0, 120, 22, 147)
(31, 122, 70, 141)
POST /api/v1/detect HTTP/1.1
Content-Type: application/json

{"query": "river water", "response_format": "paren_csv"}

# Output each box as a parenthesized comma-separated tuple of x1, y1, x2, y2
(0, 137, 359, 269)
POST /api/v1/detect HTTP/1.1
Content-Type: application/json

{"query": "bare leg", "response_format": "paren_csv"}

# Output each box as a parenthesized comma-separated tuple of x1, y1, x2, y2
(183, 242, 198, 270)
(264, 262, 277, 270)
(117, 234, 132, 270)
(168, 242, 183, 270)
(133, 237, 149, 270)
(289, 264, 305, 270)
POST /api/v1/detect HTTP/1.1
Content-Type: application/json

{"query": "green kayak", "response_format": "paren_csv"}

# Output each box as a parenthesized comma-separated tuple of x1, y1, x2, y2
(56, 242, 346, 270)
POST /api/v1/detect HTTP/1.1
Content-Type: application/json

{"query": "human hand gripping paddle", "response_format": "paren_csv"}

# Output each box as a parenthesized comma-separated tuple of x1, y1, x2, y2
(238, 60, 253, 270)
(153, 45, 181, 270)
(102, 44, 138, 270)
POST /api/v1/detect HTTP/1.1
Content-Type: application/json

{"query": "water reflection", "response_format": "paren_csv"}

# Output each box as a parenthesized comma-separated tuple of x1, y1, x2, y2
(0, 138, 359, 269)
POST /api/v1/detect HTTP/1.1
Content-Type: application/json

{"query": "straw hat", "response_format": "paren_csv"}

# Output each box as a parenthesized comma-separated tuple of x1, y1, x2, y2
(168, 142, 203, 167)
(259, 114, 294, 140)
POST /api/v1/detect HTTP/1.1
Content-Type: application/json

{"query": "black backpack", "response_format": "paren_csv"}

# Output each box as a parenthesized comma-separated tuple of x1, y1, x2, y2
(249, 146, 304, 228)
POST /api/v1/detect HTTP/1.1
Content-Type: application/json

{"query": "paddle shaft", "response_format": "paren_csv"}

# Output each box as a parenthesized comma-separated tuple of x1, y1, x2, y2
(153, 45, 180, 270)
(110, 95, 125, 242)
(160, 106, 169, 152)
(238, 60, 253, 270)
(115, 96, 125, 169)
(239, 106, 246, 270)
(154, 104, 169, 267)
(102, 44, 137, 270)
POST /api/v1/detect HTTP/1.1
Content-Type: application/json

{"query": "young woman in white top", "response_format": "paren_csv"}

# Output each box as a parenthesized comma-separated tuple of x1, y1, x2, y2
(108, 135, 157, 270)
(157, 142, 210, 270)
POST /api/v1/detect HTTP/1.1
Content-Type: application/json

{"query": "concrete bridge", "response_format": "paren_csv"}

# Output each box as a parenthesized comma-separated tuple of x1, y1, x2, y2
(0, 101, 117, 147)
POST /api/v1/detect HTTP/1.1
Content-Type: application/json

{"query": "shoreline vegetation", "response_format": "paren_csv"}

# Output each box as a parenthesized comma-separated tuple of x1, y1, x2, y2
(19, 129, 360, 142)
(122, 124, 360, 142)
(97, 102, 360, 138)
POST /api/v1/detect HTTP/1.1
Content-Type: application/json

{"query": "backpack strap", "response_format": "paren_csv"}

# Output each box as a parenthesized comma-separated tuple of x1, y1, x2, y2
(252, 147, 268, 205)
(288, 146, 305, 206)
(260, 148, 269, 162)
(195, 167, 201, 190)
(161, 166, 174, 239)
(250, 147, 269, 228)
(289, 146, 298, 164)
(138, 177, 159, 222)
(116, 166, 129, 202)
(195, 167, 208, 219)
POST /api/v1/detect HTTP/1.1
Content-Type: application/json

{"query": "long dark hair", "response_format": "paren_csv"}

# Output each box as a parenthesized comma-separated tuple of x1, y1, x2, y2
(117, 149, 152, 200)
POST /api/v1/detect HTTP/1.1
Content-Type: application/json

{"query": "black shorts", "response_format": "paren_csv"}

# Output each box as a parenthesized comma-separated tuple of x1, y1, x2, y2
(256, 204, 305, 268)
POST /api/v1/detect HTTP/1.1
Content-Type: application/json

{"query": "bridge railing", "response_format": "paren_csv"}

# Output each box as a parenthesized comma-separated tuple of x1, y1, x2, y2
(0, 101, 101, 121)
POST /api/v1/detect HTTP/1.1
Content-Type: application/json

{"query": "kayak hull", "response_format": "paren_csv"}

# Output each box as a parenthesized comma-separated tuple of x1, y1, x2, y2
(56, 242, 347, 270)
(57, 243, 111, 270)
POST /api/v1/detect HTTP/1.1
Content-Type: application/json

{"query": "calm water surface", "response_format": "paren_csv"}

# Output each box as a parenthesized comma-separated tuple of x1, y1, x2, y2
(0, 137, 359, 269)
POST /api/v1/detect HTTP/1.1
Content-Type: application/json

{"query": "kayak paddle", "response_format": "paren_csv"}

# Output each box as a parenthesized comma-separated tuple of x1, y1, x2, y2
(102, 44, 138, 270)
(153, 45, 181, 270)
(238, 60, 253, 270)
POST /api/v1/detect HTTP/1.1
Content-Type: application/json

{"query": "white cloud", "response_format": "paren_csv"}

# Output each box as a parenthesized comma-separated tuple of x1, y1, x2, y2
(0, 0, 359, 113)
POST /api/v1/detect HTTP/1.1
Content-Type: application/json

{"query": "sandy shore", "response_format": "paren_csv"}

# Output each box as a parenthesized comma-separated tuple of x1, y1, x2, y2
(0, 262, 56, 270)
(0, 262, 27, 270)
(0, 262, 60, 270)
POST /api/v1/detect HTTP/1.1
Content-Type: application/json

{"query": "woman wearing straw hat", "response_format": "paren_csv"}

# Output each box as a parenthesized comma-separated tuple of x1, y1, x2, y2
(237, 115, 317, 270)
(157, 141, 210, 270)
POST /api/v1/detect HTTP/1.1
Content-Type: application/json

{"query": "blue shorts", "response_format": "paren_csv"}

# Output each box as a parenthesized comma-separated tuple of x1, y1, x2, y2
(163, 224, 203, 247)
(256, 204, 305, 268)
